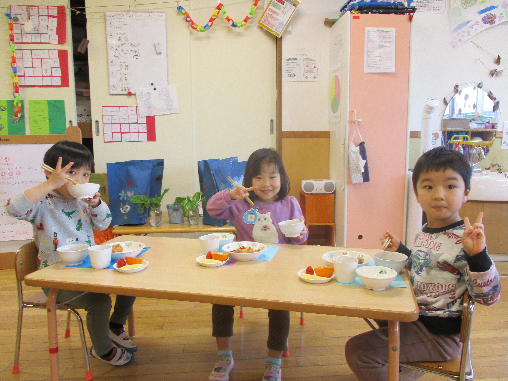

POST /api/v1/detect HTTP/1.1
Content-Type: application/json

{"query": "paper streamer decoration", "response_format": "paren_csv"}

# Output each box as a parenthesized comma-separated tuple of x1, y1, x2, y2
(177, 0, 259, 32)
(4, 13, 23, 123)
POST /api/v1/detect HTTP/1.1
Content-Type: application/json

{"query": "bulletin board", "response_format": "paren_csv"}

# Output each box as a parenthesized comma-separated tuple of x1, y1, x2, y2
(106, 11, 168, 95)
(0, 126, 81, 241)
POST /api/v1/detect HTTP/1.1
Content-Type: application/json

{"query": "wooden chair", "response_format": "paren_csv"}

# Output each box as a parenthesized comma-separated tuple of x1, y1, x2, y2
(13, 241, 136, 380)
(401, 292, 475, 380)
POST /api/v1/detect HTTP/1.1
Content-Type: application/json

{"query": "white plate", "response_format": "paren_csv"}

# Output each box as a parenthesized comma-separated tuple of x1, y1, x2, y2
(222, 241, 267, 261)
(196, 255, 228, 267)
(108, 241, 145, 261)
(297, 269, 335, 284)
(322, 250, 372, 266)
(113, 259, 149, 274)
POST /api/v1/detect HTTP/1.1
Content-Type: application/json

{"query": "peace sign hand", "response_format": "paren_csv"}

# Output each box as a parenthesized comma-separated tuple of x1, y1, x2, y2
(462, 212, 486, 256)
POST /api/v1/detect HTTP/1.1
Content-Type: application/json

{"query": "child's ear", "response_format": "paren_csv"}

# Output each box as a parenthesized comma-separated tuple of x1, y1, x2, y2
(464, 187, 471, 201)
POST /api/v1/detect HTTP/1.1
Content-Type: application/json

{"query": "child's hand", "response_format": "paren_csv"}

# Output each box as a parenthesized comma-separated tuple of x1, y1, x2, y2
(380, 231, 400, 252)
(45, 157, 74, 190)
(229, 185, 256, 201)
(296, 216, 308, 239)
(462, 212, 486, 256)
(82, 192, 101, 207)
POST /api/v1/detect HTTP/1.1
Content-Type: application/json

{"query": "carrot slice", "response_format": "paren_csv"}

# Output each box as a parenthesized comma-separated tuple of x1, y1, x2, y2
(125, 256, 142, 265)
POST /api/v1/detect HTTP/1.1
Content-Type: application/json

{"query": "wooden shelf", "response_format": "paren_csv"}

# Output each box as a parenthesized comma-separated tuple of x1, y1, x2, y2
(300, 191, 335, 246)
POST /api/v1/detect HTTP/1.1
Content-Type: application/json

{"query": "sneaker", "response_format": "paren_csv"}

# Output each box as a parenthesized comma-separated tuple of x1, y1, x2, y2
(262, 364, 281, 381)
(208, 356, 234, 381)
(90, 346, 134, 366)
(109, 327, 137, 352)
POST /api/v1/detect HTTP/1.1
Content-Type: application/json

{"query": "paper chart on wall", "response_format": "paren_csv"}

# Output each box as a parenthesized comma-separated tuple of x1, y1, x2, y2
(102, 106, 156, 143)
(136, 85, 179, 118)
(106, 12, 168, 95)
(0, 144, 50, 241)
(283, 54, 319, 81)
(9, 5, 66, 44)
(16, 49, 69, 87)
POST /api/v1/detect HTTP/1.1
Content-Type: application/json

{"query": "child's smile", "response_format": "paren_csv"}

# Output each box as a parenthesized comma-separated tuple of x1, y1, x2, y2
(252, 163, 281, 204)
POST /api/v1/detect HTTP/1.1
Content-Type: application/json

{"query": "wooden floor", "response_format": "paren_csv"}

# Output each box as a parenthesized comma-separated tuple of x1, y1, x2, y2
(1, 266, 507, 381)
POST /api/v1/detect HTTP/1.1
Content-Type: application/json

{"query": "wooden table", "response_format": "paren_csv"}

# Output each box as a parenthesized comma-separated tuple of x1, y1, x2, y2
(112, 213, 236, 235)
(25, 236, 418, 381)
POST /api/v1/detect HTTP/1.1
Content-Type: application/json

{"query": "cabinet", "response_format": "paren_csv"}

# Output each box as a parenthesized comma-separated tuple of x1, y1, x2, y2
(300, 191, 335, 246)
(443, 128, 496, 150)
(328, 13, 411, 248)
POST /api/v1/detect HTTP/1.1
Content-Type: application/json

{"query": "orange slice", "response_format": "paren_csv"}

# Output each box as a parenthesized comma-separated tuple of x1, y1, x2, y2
(314, 266, 334, 278)
(211, 252, 229, 262)
(125, 256, 143, 265)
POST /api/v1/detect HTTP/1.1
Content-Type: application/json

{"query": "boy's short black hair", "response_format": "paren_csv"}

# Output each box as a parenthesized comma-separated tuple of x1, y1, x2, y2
(243, 148, 290, 201)
(412, 146, 471, 193)
(44, 140, 94, 172)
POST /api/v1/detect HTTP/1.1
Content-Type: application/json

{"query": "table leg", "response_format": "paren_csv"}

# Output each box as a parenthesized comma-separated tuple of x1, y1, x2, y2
(47, 288, 60, 381)
(387, 320, 400, 381)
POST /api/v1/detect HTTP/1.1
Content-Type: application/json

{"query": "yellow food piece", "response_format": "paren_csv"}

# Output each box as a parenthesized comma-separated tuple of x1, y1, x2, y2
(121, 264, 144, 270)
(314, 266, 334, 278)
(200, 259, 221, 264)
(301, 273, 327, 280)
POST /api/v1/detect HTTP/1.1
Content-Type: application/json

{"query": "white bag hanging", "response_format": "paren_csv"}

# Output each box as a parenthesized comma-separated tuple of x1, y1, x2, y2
(349, 125, 365, 184)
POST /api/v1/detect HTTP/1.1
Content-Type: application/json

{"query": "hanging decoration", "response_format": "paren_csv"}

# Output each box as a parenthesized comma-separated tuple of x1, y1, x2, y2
(4, 13, 22, 123)
(177, 0, 259, 32)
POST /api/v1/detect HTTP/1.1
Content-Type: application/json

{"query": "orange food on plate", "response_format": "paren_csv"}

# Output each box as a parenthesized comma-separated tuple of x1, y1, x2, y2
(125, 256, 142, 265)
(211, 252, 229, 262)
(314, 266, 334, 278)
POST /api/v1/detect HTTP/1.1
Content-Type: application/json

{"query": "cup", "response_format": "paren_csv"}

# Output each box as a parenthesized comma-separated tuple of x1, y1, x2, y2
(88, 244, 113, 269)
(333, 255, 358, 283)
(199, 234, 221, 254)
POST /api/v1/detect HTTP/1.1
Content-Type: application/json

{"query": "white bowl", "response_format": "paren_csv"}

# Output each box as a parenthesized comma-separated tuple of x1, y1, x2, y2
(374, 251, 408, 273)
(88, 244, 112, 269)
(356, 266, 397, 291)
(68, 183, 100, 199)
(216, 233, 235, 250)
(57, 244, 89, 265)
(278, 219, 305, 237)
(222, 241, 267, 261)
(323, 250, 372, 266)
(108, 241, 145, 261)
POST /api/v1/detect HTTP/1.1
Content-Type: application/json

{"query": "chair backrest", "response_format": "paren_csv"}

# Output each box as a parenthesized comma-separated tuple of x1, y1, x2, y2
(460, 292, 475, 344)
(14, 242, 39, 282)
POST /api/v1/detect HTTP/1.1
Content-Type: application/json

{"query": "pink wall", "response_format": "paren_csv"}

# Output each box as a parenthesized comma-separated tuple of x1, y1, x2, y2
(347, 14, 411, 249)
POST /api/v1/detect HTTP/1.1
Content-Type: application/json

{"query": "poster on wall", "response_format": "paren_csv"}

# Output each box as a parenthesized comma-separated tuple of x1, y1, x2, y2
(102, 106, 156, 143)
(283, 53, 319, 81)
(0, 144, 50, 241)
(364, 27, 395, 73)
(412, 0, 445, 13)
(135, 85, 179, 118)
(9, 5, 66, 44)
(106, 12, 168, 95)
(450, 0, 508, 47)
(329, 63, 342, 124)
(15, 49, 69, 87)
(0, 100, 26, 135)
(29, 100, 66, 134)
(258, 0, 300, 38)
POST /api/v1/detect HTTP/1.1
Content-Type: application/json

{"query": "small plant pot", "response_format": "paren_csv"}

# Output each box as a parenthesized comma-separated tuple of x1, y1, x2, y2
(149, 206, 162, 227)
(187, 208, 199, 225)
(167, 204, 184, 224)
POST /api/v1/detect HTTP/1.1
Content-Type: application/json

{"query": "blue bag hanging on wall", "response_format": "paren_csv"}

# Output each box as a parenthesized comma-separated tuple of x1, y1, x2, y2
(198, 157, 247, 227)
(107, 159, 164, 225)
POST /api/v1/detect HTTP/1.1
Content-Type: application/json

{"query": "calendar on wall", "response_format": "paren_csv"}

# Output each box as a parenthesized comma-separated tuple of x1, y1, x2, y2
(9, 5, 66, 44)
(102, 106, 156, 143)
(15, 49, 69, 87)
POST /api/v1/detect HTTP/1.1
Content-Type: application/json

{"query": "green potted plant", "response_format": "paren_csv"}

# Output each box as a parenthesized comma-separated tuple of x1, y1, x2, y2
(174, 191, 206, 225)
(129, 188, 169, 227)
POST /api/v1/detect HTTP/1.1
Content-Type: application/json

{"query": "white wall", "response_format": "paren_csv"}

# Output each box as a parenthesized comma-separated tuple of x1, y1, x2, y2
(282, 1, 508, 137)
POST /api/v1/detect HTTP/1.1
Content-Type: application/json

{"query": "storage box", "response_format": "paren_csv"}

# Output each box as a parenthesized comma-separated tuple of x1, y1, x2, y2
(299, 191, 335, 223)
(442, 118, 470, 130)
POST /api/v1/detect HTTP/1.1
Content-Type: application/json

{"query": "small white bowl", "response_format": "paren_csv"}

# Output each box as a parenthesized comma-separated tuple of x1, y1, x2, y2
(374, 251, 408, 273)
(88, 244, 112, 269)
(57, 244, 89, 265)
(323, 250, 372, 266)
(222, 241, 267, 261)
(356, 266, 397, 291)
(278, 219, 305, 238)
(68, 183, 100, 199)
(217, 233, 235, 250)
